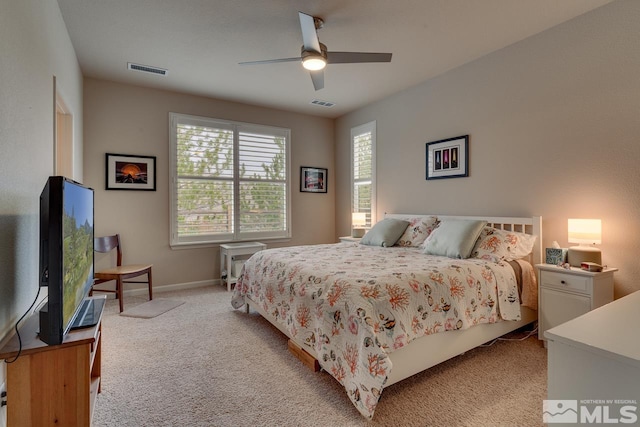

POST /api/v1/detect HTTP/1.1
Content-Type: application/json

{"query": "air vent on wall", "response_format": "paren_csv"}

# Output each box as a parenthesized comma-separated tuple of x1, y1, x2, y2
(310, 99, 335, 108)
(127, 62, 168, 76)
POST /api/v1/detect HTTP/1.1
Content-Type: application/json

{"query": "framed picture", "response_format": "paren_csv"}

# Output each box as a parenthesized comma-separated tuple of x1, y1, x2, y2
(300, 166, 327, 193)
(105, 153, 156, 191)
(426, 135, 469, 180)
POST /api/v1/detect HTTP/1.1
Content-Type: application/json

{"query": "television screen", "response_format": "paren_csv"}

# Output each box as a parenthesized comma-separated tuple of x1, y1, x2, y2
(61, 180, 94, 330)
(39, 176, 94, 345)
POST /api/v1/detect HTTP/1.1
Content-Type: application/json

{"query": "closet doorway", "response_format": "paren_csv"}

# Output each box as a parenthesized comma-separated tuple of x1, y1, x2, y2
(54, 76, 73, 178)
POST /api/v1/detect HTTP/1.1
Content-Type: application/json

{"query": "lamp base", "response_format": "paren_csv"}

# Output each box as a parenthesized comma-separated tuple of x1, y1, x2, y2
(352, 228, 366, 238)
(567, 245, 602, 267)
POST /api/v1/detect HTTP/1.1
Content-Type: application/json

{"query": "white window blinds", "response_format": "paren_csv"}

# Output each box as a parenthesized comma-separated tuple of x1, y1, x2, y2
(237, 128, 288, 236)
(351, 121, 376, 227)
(170, 113, 290, 246)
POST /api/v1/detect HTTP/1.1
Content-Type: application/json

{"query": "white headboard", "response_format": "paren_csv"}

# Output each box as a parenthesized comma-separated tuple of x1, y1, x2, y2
(385, 213, 543, 265)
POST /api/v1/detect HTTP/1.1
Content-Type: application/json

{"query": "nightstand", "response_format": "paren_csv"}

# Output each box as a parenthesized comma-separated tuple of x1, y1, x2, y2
(339, 236, 361, 243)
(536, 263, 617, 342)
(220, 242, 266, 291)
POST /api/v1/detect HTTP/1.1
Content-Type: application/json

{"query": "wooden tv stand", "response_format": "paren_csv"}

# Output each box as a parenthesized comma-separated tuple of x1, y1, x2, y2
(0, 295, 106, 426)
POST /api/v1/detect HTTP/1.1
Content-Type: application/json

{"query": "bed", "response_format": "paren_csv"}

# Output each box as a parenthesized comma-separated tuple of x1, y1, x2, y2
(231, 214, 542, 418)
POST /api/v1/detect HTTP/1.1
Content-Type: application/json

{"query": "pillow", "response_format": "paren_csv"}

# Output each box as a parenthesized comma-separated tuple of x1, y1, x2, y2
(422, 219, 487, 259)
(395, 216, 439, 247)
(360, 218, 409, 247)
(471, 226, 537, 262)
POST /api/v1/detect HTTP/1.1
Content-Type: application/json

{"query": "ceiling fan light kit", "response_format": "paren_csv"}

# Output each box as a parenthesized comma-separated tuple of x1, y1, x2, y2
(240, 11, 392, 90)
(301, 44, 327, 70)
(302, 57, 326, 71)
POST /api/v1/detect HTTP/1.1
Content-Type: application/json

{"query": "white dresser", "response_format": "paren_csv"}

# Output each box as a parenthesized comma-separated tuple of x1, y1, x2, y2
(545, 291, 640, 414)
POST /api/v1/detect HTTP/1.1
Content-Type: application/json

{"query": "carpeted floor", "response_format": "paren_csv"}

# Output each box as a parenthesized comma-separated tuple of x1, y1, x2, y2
(92, 286, 547, 427)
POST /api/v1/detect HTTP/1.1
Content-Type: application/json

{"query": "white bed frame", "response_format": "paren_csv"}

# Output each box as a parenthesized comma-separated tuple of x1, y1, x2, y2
(244, 214, 542, 387)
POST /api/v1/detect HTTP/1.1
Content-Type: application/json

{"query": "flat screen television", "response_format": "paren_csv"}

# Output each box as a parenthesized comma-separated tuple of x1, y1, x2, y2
(38, 176, 99, 345)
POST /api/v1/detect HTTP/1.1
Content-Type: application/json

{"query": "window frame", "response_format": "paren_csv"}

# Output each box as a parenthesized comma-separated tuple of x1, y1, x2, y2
(350, 121, 377, 228)
(169, 112, 291, 248)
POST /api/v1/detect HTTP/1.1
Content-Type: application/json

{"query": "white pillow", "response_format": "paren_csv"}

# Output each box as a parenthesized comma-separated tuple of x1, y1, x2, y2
(471, 226, 537, 262)
(360, 218, 409, 247)
(422, 219, 487, 259)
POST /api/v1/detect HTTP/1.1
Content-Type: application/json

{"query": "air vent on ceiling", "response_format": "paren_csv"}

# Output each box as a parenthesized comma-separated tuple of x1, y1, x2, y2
(310, 99, 335, 108)
(127, 62, 168, 76)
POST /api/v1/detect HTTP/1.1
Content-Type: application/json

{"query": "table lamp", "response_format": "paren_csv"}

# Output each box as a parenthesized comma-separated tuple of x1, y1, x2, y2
(567, 218, 602, 267)
(352, 212, 367, 238)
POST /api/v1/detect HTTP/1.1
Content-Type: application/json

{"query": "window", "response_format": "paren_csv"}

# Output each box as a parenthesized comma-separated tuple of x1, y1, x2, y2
(169, 113, 291, 246)
(351, 121, 376, 227)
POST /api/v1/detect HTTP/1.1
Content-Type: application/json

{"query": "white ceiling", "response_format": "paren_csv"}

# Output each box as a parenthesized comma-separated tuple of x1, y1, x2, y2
(56, 0, 613, 119)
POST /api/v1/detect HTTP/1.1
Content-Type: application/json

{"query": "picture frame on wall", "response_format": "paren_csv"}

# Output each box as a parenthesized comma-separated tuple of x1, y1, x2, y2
(105, 153, 156, 191)
(300, 166, 327, 193)
(426, 135, 469, 180)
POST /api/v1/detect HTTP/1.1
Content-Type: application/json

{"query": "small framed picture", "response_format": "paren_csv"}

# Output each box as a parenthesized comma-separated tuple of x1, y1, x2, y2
(300, 166, 327, 193)
(105, 153, 156, 191)
(426, 135, 469, 180)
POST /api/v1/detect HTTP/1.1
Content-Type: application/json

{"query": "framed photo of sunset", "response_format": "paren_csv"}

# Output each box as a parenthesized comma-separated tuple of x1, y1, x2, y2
(105, 153, 156, 191)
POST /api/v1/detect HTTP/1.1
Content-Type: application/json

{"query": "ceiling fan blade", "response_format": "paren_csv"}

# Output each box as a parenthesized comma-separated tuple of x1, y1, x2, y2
(298, 12, 321, 53)
(310, 70, 324, 91)
(239, 57, 301, 66)
(327, 52, 392, 64)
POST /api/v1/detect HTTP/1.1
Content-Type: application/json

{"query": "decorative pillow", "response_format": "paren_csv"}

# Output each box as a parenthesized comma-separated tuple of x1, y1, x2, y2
(471, 227, 537, 262)
(422, 219, 487, 259)
(360, 218, 409, 247)
(395, 216, 440, 247)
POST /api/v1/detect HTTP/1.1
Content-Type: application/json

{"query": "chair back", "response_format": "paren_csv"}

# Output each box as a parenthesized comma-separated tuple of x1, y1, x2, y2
(94, 234, 123, 266)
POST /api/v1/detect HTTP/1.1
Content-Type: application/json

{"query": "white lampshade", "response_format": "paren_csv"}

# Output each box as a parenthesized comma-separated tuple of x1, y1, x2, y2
(567, 218, 602, 267)
(351, 212, 367, 238)
(568, 218, 602, 244)
(352, 212, 367, 227)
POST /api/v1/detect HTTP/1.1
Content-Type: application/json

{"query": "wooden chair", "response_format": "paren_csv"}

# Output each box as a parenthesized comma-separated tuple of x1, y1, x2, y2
(92, 234, 153, 312)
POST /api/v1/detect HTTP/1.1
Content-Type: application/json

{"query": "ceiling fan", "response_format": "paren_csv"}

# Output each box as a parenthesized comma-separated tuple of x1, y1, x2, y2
(239, 11, 392, 91)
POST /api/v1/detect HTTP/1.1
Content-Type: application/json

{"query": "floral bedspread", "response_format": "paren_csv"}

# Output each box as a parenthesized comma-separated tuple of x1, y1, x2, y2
(231, 242, 522, 418)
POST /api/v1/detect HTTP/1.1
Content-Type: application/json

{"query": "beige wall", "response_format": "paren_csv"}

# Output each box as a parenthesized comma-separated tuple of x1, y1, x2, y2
(83, 79, 334, 290)
(0, 0, 83, 335)
(336, 0, 640, 298)
(0, 0, 83, 405)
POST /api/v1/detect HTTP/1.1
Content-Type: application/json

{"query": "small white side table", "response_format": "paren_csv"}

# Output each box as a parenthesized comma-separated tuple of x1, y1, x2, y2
(220, 242, 266, 291)
(339, 236, 361, 243)
(535, 263, 617, 342)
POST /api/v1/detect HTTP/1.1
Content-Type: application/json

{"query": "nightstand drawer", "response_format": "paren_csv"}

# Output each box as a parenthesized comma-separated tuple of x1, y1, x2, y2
(540, 270, 589, 293)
